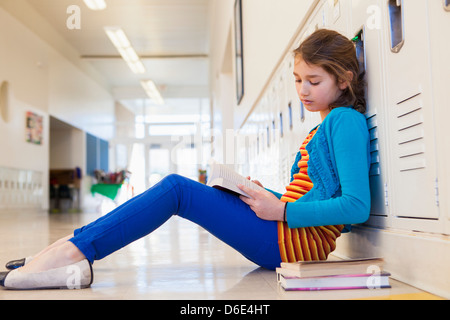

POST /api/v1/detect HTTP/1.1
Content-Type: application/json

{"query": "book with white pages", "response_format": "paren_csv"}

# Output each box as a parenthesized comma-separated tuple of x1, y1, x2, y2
(206, 162, 265, 198)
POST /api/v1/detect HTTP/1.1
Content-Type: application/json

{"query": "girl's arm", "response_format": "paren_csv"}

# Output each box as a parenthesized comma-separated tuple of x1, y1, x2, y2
(286, 112, 371, 228)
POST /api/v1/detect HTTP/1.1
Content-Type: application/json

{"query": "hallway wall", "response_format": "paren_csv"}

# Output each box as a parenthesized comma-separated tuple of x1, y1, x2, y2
(0, 6, 114, 210)
(208, 0, 314, 164)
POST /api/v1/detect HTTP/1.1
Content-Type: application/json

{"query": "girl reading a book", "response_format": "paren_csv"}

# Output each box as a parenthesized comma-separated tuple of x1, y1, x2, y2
(0, 29, 371, 290)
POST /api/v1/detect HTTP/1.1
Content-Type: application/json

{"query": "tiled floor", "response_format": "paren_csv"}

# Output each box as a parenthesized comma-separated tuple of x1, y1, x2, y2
(0, 209, 443, 300)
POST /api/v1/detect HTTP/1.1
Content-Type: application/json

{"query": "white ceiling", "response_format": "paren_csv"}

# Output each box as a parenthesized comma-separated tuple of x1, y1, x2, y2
(25, 0, 211, 116)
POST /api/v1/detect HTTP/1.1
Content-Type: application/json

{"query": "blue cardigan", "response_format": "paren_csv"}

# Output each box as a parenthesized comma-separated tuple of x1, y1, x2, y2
(269, 107, 371, 232)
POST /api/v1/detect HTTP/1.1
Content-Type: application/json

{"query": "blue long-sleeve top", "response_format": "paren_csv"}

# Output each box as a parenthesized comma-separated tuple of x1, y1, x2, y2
(268, 107, 371, 232)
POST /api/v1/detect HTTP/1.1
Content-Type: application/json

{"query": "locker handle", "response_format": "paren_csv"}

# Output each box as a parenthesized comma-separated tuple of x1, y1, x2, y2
(388, 0, 405, 53)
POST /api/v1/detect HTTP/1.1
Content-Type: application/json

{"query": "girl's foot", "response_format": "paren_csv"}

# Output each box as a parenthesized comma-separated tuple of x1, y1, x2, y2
(0, 241, 91, 290)
(4, 234, 74, 271)
(0, 259, 93, 290)
(19, 241, 86, 274)
(5, 257, 33, 270)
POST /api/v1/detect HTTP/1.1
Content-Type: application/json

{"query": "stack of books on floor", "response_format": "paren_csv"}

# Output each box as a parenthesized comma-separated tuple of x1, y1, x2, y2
(276, 257, 391, 291)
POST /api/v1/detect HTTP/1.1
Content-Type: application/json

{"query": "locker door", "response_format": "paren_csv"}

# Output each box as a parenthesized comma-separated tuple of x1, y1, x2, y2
(383, 0, 439, 220)
(295, 3, 327, 130)
(329, 0, 351, 35)
(260, 96, 275, 187)
(267, 81, 283, 191)
(283, 56, 300, 155)
(280, 58, 299, 179)
(426, 0, 450, 234)
(275, 65, 291, 186)
(351, 0, 390, 219)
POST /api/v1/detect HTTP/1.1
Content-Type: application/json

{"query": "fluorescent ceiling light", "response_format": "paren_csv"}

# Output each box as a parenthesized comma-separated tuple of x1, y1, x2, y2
(104, 27, 146, 74)
(117, 47, 139, 63)
(83, 0, 107, 10)
(141, 80, 164, 105)
(104, 27, 130, 48)
(127, 61, 146, 75)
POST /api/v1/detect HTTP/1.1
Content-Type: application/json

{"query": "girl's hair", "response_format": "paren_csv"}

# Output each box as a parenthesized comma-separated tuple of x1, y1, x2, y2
(294, 29, 366, 114)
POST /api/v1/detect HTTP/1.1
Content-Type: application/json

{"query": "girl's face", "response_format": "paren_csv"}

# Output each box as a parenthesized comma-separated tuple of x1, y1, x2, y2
(293, 57, 348, 121)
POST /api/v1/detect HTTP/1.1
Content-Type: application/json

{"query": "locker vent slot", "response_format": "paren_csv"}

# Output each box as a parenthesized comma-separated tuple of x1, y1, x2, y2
(367, 114, 381, 176)
(396, 93, 426, 172)
(366, 113, 386, 216)
(358, 29, 386, 216)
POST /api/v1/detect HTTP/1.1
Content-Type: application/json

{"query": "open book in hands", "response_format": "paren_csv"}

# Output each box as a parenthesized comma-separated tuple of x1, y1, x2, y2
(206, 162, 265, 198)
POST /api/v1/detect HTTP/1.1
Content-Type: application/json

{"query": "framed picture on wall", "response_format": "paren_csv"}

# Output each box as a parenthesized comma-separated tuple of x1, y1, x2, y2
(25, 111, 43, 145)
(235, 0, 244, 104)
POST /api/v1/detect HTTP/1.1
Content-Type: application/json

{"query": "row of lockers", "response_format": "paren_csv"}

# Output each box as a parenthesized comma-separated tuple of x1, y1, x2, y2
(237, 0, 450, 235)
(0, 166, 44, 209)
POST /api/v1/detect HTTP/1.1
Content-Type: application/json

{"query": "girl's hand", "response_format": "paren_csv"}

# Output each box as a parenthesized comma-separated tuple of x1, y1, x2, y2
(237, 184, 285, 221)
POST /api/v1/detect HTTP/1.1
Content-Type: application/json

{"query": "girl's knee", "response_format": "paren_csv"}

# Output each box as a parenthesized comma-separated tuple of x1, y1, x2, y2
(163, 174, 185, 186)
(158, 174, 192, 192)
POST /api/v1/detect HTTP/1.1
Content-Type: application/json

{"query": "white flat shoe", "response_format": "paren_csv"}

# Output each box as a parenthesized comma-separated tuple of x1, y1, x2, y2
(0, 259, 93, 290)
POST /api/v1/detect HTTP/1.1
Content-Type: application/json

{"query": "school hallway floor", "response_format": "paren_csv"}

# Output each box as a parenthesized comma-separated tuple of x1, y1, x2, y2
(0, 209, 444, 300)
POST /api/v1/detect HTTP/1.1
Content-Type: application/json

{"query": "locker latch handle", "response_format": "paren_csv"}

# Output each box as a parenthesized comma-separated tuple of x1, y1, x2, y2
(388, 0, 405, 53)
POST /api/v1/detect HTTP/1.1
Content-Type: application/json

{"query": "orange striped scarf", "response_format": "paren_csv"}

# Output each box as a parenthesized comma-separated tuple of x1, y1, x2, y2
(278, 128, 344, 262)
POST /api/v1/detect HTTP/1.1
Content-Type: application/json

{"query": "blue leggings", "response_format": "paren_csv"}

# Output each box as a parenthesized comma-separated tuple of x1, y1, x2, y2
(70, 174, 282, 270)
